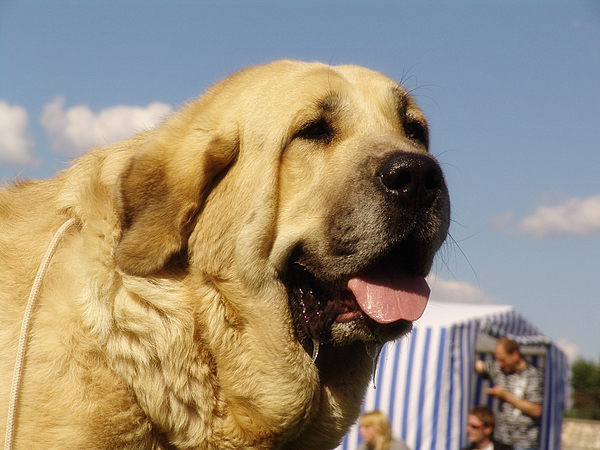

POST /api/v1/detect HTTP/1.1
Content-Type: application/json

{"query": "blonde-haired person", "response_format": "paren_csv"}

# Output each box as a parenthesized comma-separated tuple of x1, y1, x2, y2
(358, 410, 410, 450)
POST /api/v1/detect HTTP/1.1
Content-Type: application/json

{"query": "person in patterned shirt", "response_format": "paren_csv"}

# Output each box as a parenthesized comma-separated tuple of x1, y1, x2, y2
(475, 337, 543, 450)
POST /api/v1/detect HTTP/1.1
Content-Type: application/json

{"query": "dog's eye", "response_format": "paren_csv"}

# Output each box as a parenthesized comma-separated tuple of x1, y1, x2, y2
(295, 118, 333, 143)
(404, 121, 428, 148)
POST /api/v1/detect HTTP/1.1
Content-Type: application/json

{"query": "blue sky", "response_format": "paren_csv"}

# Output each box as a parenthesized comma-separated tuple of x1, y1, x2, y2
(1, 0, 599, 361)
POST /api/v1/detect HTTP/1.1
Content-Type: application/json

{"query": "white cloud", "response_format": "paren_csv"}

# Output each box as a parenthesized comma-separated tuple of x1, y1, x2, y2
(0, 101, 39, 167)
(555, 337, 580, 363)
(427, 274, 495, 304)
(493, 194, 600, 238)
(519, 195, 600, 238)
(41, 97, 172, 157)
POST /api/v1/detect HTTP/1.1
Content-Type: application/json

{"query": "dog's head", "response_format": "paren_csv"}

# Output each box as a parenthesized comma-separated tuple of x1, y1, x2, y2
(114, 60, 450, 356)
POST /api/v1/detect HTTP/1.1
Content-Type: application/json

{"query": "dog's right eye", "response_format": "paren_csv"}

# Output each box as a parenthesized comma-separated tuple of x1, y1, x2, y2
(295, 118, 333, 143)
(404, 121, 429, 148)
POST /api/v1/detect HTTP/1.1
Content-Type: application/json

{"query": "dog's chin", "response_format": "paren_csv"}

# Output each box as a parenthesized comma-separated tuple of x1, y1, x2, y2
(330, 316, 413, 346)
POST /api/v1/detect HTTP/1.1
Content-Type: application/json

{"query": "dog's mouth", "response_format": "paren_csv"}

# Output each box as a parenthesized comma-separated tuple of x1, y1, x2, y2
(286, 250, 431, 356)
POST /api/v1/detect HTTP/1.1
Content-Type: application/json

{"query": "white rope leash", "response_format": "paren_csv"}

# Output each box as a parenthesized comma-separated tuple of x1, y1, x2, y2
(4, 218, 78, 450)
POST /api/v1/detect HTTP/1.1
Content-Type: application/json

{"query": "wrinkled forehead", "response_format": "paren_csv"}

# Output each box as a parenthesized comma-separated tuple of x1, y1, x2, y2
(301, 63, 426, 122)
(238, 61, 426, 120)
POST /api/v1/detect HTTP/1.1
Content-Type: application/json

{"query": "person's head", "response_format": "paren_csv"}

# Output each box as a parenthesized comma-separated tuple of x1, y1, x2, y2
(494, 337, 522, 374)
(359, 410, 392, 450)
(466, 405, 495, 447)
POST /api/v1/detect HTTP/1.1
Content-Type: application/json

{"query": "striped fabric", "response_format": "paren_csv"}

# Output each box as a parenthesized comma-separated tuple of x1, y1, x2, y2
(338, 302, 567, 450)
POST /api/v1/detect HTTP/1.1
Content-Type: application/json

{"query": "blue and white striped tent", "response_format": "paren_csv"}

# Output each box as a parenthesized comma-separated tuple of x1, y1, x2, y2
(338, 301, 568, 450)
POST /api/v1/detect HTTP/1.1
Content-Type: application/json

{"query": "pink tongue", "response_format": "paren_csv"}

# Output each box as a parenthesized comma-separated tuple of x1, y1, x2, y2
(347, 270, 430, 324)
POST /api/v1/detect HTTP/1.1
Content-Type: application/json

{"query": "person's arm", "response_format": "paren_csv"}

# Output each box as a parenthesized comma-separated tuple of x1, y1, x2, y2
(483, 385, 543, 418)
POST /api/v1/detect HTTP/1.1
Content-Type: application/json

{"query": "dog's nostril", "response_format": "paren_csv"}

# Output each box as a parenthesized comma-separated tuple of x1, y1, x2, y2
(379, 153, 444, 204)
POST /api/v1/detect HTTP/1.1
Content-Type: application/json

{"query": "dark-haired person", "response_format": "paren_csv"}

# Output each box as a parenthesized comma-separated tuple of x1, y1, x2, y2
(461, 406, 511, 450)
(475, 337, 543, 450)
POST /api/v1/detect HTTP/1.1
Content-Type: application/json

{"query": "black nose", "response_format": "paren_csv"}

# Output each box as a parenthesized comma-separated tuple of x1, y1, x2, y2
(379, 153, 445, 206)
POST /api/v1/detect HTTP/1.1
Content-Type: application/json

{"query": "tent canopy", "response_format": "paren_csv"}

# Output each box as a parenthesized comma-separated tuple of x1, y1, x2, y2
(338, 301, 568, 450)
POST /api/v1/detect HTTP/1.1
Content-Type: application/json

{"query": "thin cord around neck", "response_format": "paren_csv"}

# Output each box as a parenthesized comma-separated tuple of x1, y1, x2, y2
(4, 218, 78, 450)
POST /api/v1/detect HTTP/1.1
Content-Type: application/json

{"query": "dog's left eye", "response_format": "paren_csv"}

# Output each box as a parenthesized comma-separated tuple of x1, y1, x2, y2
(295, 118, 333, 143)
(404, 121, 428, 148)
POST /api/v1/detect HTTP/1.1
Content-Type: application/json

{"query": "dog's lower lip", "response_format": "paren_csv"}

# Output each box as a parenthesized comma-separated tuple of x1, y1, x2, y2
(288, 264, 360, 341)
(335, 311, 362, 323)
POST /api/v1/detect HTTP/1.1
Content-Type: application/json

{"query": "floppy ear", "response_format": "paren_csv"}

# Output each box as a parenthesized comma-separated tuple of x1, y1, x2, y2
(114, 130, 239, 276)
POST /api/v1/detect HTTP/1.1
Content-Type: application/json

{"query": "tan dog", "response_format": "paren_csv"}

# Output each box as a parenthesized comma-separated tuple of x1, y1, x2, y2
(0, 60, 450, 449)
